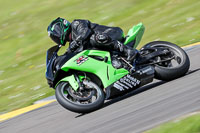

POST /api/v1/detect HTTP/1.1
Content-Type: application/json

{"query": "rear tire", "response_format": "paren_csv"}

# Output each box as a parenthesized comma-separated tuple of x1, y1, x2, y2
(141, 41, 190, 81)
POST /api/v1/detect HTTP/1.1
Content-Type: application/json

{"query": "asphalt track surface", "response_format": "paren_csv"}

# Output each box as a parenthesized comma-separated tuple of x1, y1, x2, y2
(0, 45, 200, 133)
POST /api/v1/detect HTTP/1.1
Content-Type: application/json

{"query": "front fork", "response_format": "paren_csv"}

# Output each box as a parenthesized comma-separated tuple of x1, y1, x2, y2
(74, 74, 84, 90)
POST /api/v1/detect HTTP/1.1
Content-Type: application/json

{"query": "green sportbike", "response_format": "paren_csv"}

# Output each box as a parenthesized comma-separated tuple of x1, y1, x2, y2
(46, 23, 190, 113)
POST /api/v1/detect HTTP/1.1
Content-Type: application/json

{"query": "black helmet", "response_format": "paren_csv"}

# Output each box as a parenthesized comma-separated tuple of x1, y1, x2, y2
(47, 17, 71, 45)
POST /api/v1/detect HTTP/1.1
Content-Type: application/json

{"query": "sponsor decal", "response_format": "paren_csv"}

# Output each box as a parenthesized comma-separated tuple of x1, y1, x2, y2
(74, 56, 88, 66)
(113, 74, 140, 91)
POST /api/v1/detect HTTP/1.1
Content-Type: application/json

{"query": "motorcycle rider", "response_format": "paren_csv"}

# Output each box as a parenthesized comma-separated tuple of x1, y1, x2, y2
(47, 17, 138, 62)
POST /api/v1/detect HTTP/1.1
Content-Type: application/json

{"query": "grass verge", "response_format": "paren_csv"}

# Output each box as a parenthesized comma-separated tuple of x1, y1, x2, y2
(145, 112, 200, 133)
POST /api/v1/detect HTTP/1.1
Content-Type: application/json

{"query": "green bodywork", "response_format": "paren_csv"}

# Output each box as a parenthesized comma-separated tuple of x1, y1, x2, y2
(59, 50, 129, 88)
(56, 23, 145, 90)
(56, 75, 79, 91)
(124, 23, 145, 48)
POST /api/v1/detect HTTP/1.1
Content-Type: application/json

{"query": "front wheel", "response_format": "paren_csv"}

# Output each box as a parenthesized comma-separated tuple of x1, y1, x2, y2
(141, 41, 190, 81)
(55, 80, 105, 113)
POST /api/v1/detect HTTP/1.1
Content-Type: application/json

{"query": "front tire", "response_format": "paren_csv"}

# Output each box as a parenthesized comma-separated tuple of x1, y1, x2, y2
(55, 80, 105, 113)
(141, 41, 190, 81)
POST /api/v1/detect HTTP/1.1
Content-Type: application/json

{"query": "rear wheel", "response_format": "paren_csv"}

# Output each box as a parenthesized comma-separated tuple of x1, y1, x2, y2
(55, 80, 105, 113)
(141, 41, 190, 81)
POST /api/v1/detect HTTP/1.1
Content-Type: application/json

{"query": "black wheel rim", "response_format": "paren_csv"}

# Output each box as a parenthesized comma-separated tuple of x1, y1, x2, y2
(60, 82, 102, 106)
(151, 44, 184, 68)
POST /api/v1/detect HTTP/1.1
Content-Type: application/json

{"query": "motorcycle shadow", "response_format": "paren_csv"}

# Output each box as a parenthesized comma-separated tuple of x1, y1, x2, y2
(186, 68, 200, 75)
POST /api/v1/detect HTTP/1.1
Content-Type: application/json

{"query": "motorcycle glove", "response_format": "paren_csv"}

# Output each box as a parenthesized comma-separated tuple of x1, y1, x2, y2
(69, 40, 80, 52)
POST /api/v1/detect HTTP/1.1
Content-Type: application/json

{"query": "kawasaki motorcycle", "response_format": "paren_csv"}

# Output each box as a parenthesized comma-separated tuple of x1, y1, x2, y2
(46, 23, 190, 113)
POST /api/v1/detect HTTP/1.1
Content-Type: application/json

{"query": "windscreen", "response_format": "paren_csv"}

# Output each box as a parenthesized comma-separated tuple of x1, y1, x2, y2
(46, 45, 58, 64)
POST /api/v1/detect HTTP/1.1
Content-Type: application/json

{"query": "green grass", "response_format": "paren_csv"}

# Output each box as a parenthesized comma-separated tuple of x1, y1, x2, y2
(145, 113, 200, 133)
(0, 0, 200, 113)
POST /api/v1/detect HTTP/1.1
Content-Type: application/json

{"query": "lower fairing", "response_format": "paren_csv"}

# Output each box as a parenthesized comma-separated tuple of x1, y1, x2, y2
(105, 66, 154, 99)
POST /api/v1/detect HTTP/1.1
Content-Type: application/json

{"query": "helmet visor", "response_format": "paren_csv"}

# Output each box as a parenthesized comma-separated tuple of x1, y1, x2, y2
(49, 33, 61, 45)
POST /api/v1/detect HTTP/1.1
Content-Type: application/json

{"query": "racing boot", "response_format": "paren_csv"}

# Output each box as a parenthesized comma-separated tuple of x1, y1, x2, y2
(113, 40, 138, 63)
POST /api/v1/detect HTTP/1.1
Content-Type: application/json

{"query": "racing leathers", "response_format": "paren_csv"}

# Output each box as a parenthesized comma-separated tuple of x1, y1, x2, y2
(68, 19, 138, 62)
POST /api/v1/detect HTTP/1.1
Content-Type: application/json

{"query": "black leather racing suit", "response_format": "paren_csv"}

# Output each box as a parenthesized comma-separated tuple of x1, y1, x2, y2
(71, 19, 124, 43)
(69, 19, 137, 60)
